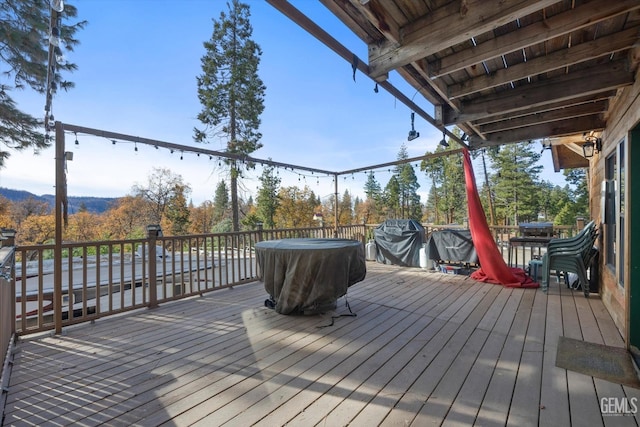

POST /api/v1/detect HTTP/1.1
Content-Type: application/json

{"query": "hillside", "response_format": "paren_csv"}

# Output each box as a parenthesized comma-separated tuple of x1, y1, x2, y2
(0, 188, 119, 214)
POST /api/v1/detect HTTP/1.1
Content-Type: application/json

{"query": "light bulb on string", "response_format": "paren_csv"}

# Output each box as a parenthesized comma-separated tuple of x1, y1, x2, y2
(74, 132, 78, 145)
(54, 46, 65, 65)
(49, 27, 61, 46)
(134, 142, 138, 152)
(50, 0, 64, 12)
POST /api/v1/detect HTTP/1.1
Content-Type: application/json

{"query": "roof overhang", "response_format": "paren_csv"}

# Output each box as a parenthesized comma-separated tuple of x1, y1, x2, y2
(270, 0, 640, 169)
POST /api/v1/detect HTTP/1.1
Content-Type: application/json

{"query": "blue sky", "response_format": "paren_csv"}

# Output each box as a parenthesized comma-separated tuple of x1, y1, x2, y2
(1, 0, 564, 206)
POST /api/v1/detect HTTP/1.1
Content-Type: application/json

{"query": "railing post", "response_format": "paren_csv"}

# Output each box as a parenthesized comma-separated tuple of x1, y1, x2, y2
(256, 222, 263, 243)
(146, 225, 162, 309)
(1, 229, 16, 339)
(0, 229, 15, 248)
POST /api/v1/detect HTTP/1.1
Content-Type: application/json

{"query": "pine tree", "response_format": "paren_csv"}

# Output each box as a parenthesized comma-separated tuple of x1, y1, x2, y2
(0, 0, 85, 166)
(564, 168, 589, 218)
(364, 171, 382, 202)
(383, 176, 401, 219)
(393, 144, 421, 219)
(421, 129, 466, 224)
(256, 163, 280, 228)
(339, 189, 353, 225)
(213, 181, 229, 223)
(194, 0, 265, 232)
(488, 142, 543, 225)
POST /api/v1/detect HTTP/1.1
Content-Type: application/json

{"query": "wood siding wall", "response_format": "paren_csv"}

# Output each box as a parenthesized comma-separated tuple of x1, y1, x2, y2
(591, 66, 640, 338)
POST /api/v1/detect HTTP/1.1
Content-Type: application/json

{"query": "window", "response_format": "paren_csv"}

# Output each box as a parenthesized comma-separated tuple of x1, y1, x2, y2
(604, 138, 625, 288)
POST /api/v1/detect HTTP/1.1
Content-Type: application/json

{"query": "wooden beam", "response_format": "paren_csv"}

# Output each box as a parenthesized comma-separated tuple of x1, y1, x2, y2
(368, 0, 559, 80)
(469, 116, 606, 146)
(473, 93, 614, 126)
(478, 102, 607, 134)
(347, 0, 402, 43)
(448, 60, 634, 123)
(431, 0, 640, 78)
(61, 123, 336, 176)
(449, 26, 640, 99)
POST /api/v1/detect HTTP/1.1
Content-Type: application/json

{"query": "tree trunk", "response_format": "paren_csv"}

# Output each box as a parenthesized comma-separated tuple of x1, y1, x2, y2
(231, 170, 239, 232)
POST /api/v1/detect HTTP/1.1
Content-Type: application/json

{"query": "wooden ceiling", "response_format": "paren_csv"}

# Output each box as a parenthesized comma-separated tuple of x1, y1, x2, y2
(272, 0, 640, 167)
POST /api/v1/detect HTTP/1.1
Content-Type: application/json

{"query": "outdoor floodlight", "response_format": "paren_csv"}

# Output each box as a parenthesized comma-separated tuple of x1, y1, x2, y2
(407, 112, 419, 141)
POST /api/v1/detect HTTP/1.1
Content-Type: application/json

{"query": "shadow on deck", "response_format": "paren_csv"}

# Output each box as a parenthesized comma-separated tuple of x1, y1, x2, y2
(3, 262, 639, 426)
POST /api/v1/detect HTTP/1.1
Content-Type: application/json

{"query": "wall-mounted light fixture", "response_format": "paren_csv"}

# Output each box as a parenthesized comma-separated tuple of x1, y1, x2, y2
(540, 139, 551, 154)
(407, 112, 419, 141)
(582, 132, 602, 158)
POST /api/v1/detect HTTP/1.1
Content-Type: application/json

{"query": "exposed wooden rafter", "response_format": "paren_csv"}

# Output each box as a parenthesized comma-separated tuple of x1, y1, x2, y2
(367, 0, 560, 80)
(272, 0, 639, 162)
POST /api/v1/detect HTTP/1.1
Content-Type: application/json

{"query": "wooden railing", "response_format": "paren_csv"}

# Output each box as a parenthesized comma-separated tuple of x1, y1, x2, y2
(13, 225, 366, 336)
(1, 234, 16, 410)
(11, 222, 578, 336)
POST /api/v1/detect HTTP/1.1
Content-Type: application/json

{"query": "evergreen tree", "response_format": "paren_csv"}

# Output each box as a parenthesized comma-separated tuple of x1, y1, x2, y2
(213, 181, 229, 223)
(165, 183, 191, 235)
(0, 0, 85, 166)
(564, 168, 589, 218)
(393, 144, 421, 219)
(441, 150, 466, 224)
(364, 171, 382, 202)
(536, 180, 555, 221)
(383, 176, 401, 219)
(421, 130, 466, 225)
(338, 189, 353, 225)
(194, 0, 265, 232)
(488, 142, 543, 225)
(256, 163, 280, 228)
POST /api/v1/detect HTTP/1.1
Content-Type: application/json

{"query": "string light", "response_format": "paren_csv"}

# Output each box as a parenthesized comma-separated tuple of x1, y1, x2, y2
(74, 132, 79, 145)
(134, 142, 138, 152)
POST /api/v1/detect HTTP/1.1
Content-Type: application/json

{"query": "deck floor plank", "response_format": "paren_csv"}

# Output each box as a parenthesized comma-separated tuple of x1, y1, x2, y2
(2, 262, 637, 427)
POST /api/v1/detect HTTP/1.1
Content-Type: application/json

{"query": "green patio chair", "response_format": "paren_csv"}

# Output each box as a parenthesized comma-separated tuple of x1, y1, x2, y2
(541, 221, 598, 297)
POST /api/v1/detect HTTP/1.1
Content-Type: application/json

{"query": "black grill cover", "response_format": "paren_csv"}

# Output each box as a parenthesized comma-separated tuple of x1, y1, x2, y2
(424, 229, 478, 265)
(374, 219, 425, 267)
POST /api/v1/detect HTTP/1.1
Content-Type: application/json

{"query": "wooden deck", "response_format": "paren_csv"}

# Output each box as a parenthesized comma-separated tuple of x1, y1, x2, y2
(3, 262, 640, 426)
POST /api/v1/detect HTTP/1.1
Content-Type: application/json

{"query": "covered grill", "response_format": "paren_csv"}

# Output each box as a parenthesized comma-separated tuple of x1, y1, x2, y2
(518, 222, 553, 237)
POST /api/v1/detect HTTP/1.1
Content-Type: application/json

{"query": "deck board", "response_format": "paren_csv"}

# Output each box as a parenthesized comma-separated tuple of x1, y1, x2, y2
(3, 262, 639, 426)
